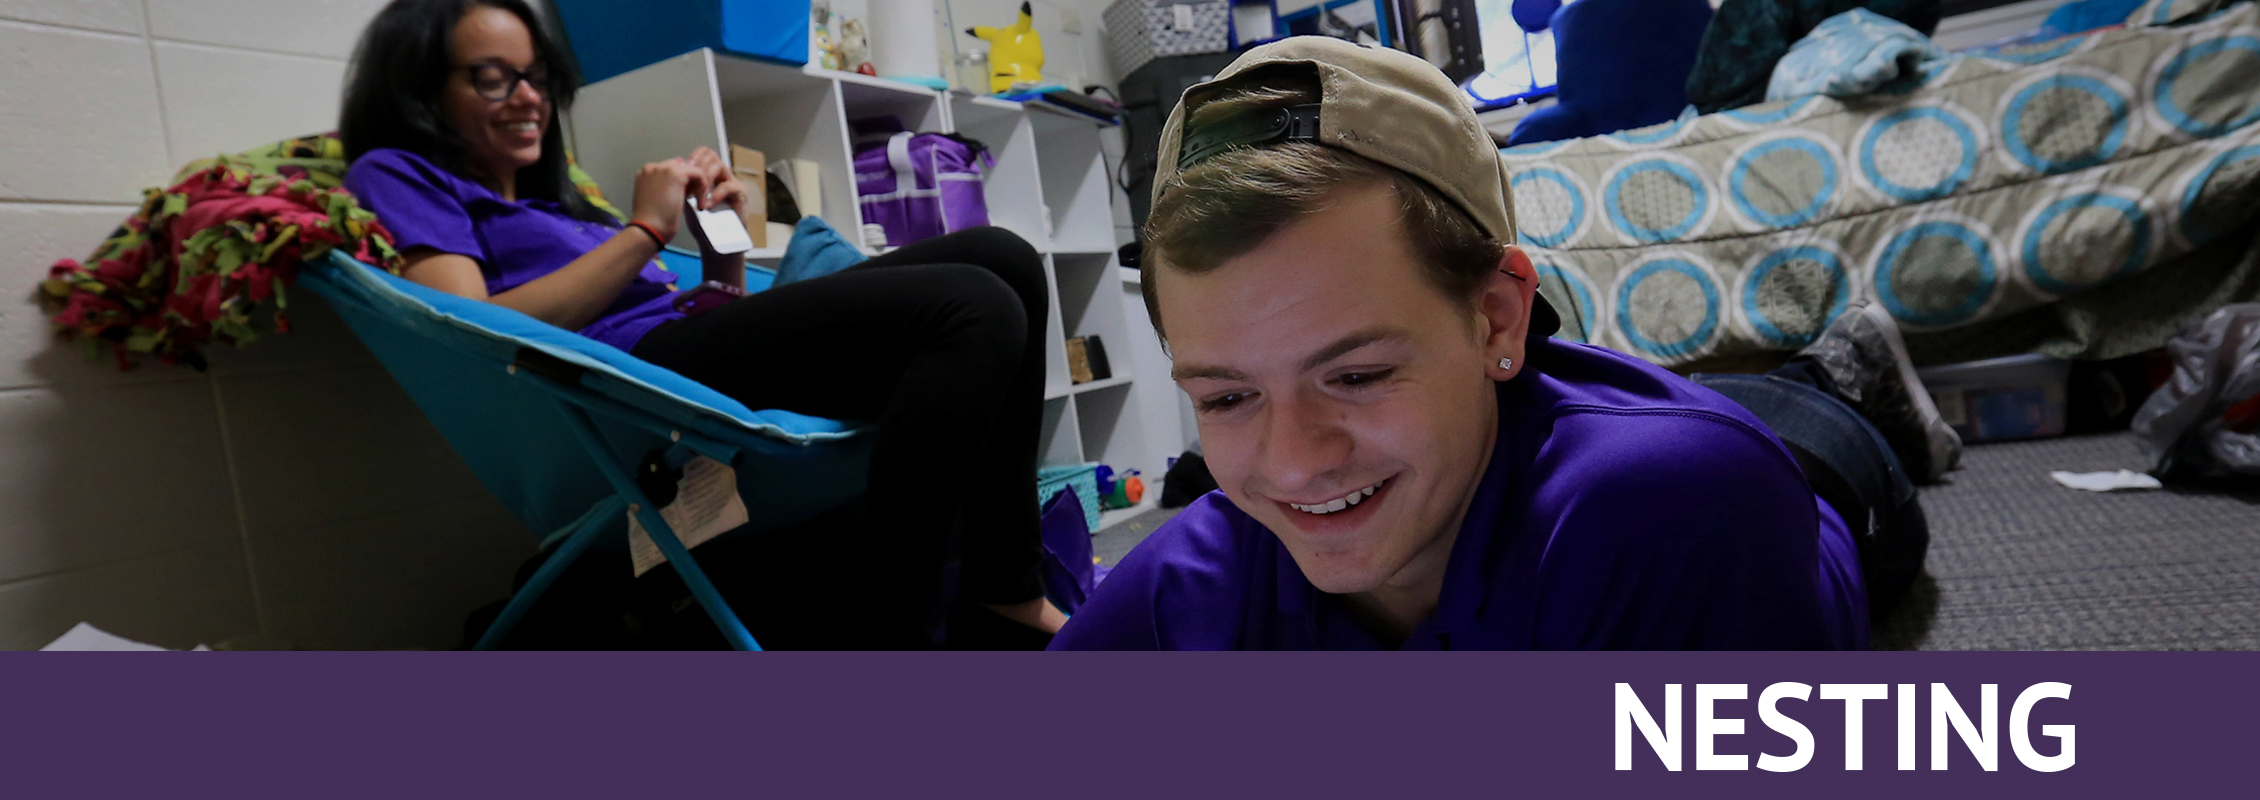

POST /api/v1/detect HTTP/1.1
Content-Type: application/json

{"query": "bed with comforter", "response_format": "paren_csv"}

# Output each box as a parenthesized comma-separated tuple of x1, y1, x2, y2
(1512, 0, 2260, 368)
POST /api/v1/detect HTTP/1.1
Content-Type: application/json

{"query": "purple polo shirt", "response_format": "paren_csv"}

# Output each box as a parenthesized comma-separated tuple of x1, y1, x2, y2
(344, 148, 684, 351)
(1051, 337, 1869, 650)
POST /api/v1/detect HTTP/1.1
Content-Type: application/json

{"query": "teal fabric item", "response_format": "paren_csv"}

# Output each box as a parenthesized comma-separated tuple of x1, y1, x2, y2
(1686, 0, 1942, 114)
(300, 250, 870, 545)
(1767, 9, 1959, 103)
(773, 216, 868, 287)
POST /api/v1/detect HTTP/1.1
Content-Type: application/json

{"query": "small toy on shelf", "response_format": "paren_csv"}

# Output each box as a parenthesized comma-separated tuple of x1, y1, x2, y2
(840, 18, 874, 76)
(811, 1, 843, 70)
(1094, 465, 1145, 510)
(815, 29, 840, 69)
(966, 1, 1044, 94)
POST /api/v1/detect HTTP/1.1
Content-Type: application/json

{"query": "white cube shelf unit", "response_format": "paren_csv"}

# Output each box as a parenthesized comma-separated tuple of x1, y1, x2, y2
(572, 50, 1186, 514)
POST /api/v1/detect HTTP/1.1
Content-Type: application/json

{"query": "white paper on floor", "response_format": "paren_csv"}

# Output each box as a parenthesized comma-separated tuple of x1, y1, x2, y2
(2049, 469, 2164, 492)
(39, 622, 209, 651)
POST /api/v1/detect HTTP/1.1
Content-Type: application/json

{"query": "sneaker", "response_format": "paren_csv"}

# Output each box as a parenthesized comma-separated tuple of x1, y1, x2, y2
(1794, 302, 1963, 483)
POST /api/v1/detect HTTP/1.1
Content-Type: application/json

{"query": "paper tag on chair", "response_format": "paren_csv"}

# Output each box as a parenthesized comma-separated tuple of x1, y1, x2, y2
(627, 456, 750, 578)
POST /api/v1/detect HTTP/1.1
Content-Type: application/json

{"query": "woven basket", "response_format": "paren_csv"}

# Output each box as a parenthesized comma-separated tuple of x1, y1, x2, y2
(1036, 463, 1103, 531)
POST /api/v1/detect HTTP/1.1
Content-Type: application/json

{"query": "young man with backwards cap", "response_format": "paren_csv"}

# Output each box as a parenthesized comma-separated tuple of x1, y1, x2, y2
(1049, 37, 1951, 650)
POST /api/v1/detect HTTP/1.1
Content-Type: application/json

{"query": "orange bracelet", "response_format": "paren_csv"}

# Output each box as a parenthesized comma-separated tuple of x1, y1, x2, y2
(625, 220, 666, 249)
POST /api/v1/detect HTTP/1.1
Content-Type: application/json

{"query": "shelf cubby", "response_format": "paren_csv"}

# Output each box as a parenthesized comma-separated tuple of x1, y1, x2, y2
(574, 50, 1189, 513)
(1039, 254, 1075, 402)
(948, 93, 1048, 249)
(1030, 108, 1118, 255)
(829, 67, 947, 134)
(1039, 396, 1083, 467)
(1073, 381, 1146, 480)
(1052, 251, 1124, 344)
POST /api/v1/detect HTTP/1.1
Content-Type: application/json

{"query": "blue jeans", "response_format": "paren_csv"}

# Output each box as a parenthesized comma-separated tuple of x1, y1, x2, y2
(1693, 363, 1929, 614)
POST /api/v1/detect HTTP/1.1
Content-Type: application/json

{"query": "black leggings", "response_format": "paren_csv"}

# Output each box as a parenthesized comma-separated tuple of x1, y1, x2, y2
(632, 227, 1048, 641)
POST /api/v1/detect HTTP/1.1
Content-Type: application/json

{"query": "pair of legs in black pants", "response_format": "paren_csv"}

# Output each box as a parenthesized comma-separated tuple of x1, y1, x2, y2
(1694, 360, 1931, 617)
(632, 227, 1048, 647)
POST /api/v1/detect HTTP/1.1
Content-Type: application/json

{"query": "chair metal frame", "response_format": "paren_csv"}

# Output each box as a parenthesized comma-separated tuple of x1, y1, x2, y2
(303, 250, 871, 652)
(477, 363, 760, 650)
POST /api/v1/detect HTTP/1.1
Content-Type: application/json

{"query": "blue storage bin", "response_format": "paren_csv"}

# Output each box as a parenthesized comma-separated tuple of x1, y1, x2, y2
(555, 0, 809, 84)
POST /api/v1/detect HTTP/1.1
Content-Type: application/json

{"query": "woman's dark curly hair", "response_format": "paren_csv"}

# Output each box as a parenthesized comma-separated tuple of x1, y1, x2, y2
(340, 0, 611, 224)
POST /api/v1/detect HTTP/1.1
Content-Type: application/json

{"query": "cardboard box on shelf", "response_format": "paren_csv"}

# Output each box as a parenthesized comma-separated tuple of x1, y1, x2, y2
(1066, 335, 1113, 385)
(729, 144, 769, 248)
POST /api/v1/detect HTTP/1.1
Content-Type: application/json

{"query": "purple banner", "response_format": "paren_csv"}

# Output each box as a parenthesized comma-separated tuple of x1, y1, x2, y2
(1, 652, 2247, 797)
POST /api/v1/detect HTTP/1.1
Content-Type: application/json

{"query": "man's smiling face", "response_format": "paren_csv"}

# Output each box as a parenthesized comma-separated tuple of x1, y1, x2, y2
(1158, 183, 1524, 597)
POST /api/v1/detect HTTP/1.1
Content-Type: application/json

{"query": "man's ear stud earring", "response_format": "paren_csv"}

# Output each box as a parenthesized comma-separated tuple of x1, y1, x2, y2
(1499, 357, 1514, 371)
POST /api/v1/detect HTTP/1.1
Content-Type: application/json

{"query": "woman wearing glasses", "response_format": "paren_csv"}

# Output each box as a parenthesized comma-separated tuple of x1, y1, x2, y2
(339, 0, 1064, 649)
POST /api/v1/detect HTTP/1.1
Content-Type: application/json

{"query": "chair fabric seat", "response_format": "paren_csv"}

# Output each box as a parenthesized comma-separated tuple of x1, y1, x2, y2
(302, 250, 872, 545)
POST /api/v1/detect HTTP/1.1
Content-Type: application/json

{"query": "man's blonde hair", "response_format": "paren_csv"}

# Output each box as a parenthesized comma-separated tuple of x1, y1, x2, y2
(1141, 77, 1505, 342)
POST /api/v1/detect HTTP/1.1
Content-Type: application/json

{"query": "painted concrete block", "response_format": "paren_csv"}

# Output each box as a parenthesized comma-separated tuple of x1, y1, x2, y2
(0, 381, 240, 585)
(153, 42, 347, 167)
(0, 0, 144, 35)
(249, 494, 530, 650)
(147, 0, 389, 60)
(0, 22, 172, 202)
(0, 538, 258, 650)
(216, 364, 487, 539)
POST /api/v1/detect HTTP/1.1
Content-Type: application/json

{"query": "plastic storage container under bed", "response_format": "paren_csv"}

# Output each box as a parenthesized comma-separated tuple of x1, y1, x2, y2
(1916, 354, 2072, 443)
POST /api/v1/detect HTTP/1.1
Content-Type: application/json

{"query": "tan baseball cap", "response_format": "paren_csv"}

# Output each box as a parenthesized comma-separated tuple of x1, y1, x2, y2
(1152, 36, 1559, 336)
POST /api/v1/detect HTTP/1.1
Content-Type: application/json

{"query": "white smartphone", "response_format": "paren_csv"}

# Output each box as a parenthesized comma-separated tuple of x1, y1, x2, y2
(683, 197, 753, 255)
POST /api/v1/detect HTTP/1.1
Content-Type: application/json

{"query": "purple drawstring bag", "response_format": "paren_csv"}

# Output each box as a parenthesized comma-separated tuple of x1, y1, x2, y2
(853, 131, 993, 248)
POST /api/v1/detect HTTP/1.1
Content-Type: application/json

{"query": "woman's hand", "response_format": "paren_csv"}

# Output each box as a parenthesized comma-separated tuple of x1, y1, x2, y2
(682, 147, 750, 291)
(628, 157, 703, 241)
(683, 146, 750, 216)
(627, 148, 751, 241)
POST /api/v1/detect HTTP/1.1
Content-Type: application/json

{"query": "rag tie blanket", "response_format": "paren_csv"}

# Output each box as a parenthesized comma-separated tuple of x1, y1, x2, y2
(39, 134, 624, 369)
(39, 135, 398, 369)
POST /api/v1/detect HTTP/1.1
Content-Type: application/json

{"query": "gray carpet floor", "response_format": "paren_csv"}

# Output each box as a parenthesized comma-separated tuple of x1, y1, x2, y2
(1095, 505, 1180, 568)
(1873, 432, 2260, 650)
(1095, 432, 2260, 650)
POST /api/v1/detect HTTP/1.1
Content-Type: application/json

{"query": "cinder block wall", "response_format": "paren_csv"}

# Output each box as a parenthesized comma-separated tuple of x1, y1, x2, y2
(0, 0, 532, 651)
(0, 0, 1168, 650)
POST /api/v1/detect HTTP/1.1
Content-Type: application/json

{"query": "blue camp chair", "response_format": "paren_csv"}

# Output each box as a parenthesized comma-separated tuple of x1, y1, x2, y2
(299, 248, 874, 650)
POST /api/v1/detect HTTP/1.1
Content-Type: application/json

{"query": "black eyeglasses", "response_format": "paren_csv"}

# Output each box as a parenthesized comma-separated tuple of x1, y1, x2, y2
(463, 62, 550, 101)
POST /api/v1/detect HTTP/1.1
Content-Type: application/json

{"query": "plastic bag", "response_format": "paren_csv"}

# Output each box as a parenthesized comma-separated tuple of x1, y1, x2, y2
(2131, 303, 2260, 479)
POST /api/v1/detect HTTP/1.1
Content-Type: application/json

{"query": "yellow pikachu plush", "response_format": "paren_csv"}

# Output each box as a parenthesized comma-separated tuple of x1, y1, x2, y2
(966, 1, 1044, 94)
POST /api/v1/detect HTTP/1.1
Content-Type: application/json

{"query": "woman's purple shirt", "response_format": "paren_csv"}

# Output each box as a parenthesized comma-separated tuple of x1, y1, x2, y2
(344, 148, 685, 351)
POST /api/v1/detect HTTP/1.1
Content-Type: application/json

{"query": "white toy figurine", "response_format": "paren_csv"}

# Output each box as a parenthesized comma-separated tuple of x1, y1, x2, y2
(840, 18, 873, 76)
(811, 1, 842, 70)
